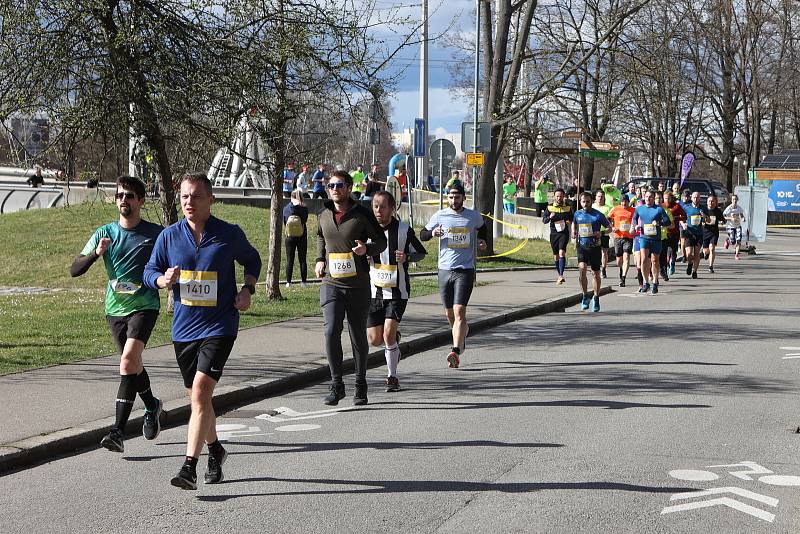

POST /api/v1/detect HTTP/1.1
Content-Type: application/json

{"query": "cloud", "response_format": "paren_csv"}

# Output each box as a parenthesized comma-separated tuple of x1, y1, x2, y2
(388, 87, 470, 134)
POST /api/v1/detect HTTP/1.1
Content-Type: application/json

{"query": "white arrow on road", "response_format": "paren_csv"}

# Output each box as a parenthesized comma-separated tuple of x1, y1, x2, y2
(661, 487, 778, 523)
(706, 461, 773, 480)
(256, 406, 355, 423)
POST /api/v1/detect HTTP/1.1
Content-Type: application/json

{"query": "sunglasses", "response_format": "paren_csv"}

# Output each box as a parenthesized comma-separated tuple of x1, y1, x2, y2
(115, 192, 138, 200)
(327, 182, 348, 190)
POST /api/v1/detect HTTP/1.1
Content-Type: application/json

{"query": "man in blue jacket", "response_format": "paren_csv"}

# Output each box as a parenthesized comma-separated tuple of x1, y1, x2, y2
(144, 173, 261, 490)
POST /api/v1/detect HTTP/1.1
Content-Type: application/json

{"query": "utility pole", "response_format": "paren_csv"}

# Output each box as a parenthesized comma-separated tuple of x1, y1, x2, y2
(472, 0, 480, 209)
(415, 0, 429, 191)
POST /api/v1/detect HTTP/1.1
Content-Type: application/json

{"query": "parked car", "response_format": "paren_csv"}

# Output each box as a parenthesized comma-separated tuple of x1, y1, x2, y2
(623, 177, 729, 205)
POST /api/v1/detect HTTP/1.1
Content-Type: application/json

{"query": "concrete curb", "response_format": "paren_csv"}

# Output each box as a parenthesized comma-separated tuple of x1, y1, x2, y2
(0, 286, 613, 474)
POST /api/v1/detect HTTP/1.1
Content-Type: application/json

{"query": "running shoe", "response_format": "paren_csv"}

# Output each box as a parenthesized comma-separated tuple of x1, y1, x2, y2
(601, 268, 607, 279)
(323, 383, 346, 406)
(204, 448, 228, 484)
(285, 282, 291, 288)
(447, 350, 460, 369)
(735, 253, 741, 260)
(100, 429, 124, 453)
(171, 464, 198, 490)
(353, 382, 368, 406)
(651, 283, 659, 295)
(639, 283, 650, 293)
(724, 238, 730, 249)
(669, 262, 676, 275)
(708, 267, 715, 273)
(142, 398, 162, 440)
(385, 376, 400, 393)
(558, 277, 566, 285)
(580, 294, 590, 310)
(591, 296, 600, 312)
(686, 264, 692, 275)
(618, 278, 626, 288)
(691, 271, 698, 279)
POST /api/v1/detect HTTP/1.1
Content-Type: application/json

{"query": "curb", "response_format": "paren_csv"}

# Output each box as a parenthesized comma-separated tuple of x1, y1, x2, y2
(0, 286, 613, 474)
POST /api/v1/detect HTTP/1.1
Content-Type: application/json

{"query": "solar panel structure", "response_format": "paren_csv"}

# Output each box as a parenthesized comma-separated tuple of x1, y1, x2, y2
(758, 153, 800, 169)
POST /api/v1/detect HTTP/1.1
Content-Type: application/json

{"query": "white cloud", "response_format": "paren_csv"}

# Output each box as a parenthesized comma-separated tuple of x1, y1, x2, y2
(389, 87, 470, 134)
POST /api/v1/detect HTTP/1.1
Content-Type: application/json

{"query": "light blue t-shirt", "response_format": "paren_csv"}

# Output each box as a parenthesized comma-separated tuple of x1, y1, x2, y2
(425, 208, 485, 270)
(683, 204, 707, 236)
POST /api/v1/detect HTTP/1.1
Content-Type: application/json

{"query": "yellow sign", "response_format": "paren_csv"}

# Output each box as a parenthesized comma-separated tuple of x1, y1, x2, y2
(466, 152, 485, 166)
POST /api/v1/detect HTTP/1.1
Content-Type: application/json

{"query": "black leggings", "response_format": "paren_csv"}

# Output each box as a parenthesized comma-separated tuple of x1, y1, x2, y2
(320, 284, 371, 384)
(285, 237, 308, 283)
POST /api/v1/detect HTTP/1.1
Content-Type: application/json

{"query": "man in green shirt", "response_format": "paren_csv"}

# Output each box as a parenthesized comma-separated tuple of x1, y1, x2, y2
(533, 174, 554, 216)
(351, 164, 366, 198)
(70, 176, 164, 453)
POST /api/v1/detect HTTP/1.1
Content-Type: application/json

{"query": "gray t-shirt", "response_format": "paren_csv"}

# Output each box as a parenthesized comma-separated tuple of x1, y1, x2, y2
(425, 207, 485, 270)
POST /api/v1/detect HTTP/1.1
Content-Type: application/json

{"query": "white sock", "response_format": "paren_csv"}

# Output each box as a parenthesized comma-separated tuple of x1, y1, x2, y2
(385, 343, 400, 377)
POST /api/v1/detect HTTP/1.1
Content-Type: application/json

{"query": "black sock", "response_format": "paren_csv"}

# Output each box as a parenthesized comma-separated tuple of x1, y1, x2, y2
(637, 271, 643, 285)
(114, 374, 137, 433)
(184, 456, 199, 470)
(136, 368, 158, 411)
(451, 346, 460, 355)
(207, 439, 225, 458)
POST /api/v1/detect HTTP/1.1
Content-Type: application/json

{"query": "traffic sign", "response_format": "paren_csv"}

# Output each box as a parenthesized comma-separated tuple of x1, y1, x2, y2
(580, 141, 619, 151)
(461, 121, 492, 153)
(540, 147, 579, 155)
(560, 130, 583, 139)
(583, 150, 620, 159)
(430, 139, 457, 181)
(413, 118, 426, 157)
(385, 175, 402, 206)
(466, 152, 485, 166)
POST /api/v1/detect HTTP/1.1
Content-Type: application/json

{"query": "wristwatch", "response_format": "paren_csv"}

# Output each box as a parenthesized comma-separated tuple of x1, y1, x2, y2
(242, 283, 256, 295)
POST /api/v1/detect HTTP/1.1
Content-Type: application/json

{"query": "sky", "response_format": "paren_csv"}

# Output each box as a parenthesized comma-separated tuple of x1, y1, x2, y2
(374, 0, 475, 135)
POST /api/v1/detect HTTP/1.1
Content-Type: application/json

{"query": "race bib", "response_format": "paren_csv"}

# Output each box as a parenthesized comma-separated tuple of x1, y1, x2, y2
(619, 221, 631, 233)
(447, 227, 471, 249)
(708, 215, 716, 224)
(690, 214, 702, 226)
(554, 220, 566, 232)
(370, 264, 398, 288)
(578, 224, 592, 238)
(643, 223, 657, 236)
(111, 280, 140, 295)
(329, 252, 357, 278)
(179, 270, 218, 307)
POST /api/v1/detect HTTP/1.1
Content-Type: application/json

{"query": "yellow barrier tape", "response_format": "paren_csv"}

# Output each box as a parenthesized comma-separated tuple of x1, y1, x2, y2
(478, 238, 529, 259)
(481, 212, 527, 231)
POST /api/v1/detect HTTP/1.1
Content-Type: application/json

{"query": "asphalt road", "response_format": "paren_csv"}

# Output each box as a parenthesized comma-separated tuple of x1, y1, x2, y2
(2, 231, 799, 533)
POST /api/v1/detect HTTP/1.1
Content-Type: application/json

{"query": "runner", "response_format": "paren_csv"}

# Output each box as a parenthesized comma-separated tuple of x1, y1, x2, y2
(654, 190, 674, 281)
(600, 179, 622, 206)
(702, 194, 726, 272)
(70, 176, 164, 453)
(421, 183, 487, 368)
(677, 189, 692, 262)
(366, 191, 426, 392)
(281, 163, 296, 199)
(681, 191, 708, 279)
(663, 191, 686, 276)
(592, 189, 613, 278)
(144, 173, 262, 489)
(625, 182, 637, 202)
(723, 193, 747, 260)
(632, 189, 671, 294)
(311, 163, 327, 199)
(573, 192, 610, 311)
(351, 164, 366, 199)
(542, 188, 573, 285)
(607, 194, 635, 287)
(315, 170, 387, 406)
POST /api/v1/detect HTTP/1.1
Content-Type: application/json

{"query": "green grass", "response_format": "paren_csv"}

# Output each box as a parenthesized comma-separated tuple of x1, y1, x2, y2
(0, 200, 544, 374)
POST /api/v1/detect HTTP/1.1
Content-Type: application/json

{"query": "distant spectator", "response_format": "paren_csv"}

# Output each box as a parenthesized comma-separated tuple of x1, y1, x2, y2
(446, 170, 463, 190)
(282, 163, 296, 199)
(27, 167, 44, 188)
(283, 189, 309, 287)
(351, 165, 366, 198)
(296, 165, 310, 198)
(363, 166, 384, 199)
(502, 175, 517, 214)
(426, 173, 438, 192)
(534, 174, 555, 216)
(311, 164, 327, 199)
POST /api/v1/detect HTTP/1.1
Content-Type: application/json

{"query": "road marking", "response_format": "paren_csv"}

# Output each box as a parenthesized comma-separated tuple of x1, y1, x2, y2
(782, 355, 800, 359)
(661, 497, 775, 523)
(759, 475, 800, 486)
(215, 423, 269, 441)
(275, 424, 321, 432)
(668, 469, 719, 481)
(707, 461, 773, 480)
(256, 405, 355, 423)
(779, 347, 800, 350)
(669, 487, 778, 507)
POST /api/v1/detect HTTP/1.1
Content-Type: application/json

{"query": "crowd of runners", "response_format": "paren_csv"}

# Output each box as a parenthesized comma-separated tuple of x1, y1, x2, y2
(72, 171, 746, 490)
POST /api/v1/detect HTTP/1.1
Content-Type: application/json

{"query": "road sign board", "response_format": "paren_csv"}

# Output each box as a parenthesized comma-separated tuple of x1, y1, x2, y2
(385, 175, 402, 206)
(560, 131, 583, 139)
(461, 121, 491, 153)
(466, 152, 485, 166)
(413, 118, 426, 157)
(540, 147, 579, 155)
(430, 139, 457, 181)
(580, 141, 619, 151)
(583, 150, 620, 159)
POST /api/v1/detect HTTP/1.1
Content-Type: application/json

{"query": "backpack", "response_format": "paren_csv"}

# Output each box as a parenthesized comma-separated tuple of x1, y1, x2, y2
(285, 214, 304, 237)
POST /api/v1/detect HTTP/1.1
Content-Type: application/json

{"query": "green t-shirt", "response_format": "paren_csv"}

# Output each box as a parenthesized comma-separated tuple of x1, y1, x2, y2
(351, 170, 366, 191)
(601, 184, 622, 206)
(503, 182, 517, 203)
(81, 221, 163, 316)
(534, 180, 554, 203)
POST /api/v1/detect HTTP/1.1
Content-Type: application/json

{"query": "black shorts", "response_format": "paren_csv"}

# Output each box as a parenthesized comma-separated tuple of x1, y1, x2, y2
(703, 230, 719, 248)
(106, 310, 159, 353)
(550, 231, 569, 254)
(173, 336, 236, 388)
(684, 231, 702, 248)
(438, 269, 475, 309)
(614, 237, 633, 256)
(600, 235, 610, 249)
(577, 245, 602, 272)
(367, 299, 408, 327)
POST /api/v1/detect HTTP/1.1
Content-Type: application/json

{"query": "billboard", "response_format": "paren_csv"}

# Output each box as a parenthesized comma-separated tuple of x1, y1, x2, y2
(767, 180, 800, 212)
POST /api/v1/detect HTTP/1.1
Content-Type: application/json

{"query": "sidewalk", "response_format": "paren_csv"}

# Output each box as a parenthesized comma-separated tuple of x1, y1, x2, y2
(0, 269, 612, 472)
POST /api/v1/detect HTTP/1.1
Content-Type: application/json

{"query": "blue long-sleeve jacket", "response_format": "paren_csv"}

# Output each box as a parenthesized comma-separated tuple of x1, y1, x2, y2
(144, 216, 262, 342)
